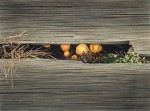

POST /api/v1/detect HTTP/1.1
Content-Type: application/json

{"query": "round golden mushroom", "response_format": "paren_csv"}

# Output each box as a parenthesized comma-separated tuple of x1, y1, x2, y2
(43, 44, 51, 48)
(60, 44, 71, 52)
(64, 51, 70, 57)
(71, 55, 78, 61)
(76, 44, 89, 55)
(89, 44, 103, 53)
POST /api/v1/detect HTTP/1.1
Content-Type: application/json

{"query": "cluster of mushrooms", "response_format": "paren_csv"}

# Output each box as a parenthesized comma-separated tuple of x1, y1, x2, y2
(44, 44, 103, 61)
(43, 44, 103, 62)
(60, 44, 103, 61)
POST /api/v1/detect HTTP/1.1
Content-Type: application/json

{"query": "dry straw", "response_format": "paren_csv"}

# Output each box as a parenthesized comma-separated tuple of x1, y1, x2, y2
(0, 31, 53, 88)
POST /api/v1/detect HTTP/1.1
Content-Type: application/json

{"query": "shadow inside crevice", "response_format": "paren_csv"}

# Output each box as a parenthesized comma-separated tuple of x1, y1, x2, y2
(0, 43, 132, 60)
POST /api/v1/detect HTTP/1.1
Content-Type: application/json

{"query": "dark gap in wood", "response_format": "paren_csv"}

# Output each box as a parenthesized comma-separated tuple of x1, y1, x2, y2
(51, 44, 132, 59)
(0, 43, 130, 58)
(0, 43, 149, 63)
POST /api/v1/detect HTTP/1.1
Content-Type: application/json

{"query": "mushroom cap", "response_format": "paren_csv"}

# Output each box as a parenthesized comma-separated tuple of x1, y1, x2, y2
(90, 44, 103, 53)
(64, 51, 70, 57)
(43, 44, 51, 48)
(60, 44, 71, 52)
(76, 44, 89, 55)
(71, 55, 78, 60)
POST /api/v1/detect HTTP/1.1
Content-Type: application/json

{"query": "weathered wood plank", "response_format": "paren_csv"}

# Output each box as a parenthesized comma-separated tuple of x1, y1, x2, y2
(0, 0, 149, 54)
(0, 59, 150, 111)
(131, 39, 150, 56)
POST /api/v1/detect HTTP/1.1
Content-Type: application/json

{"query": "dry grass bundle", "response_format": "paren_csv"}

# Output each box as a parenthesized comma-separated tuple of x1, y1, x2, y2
(0, 32, 53, 88)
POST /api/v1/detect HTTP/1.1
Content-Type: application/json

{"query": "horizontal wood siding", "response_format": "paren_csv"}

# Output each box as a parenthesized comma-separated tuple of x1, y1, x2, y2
(131, 39, 150, 55)
(0, 59, 150, 111)
(0, 0, 150, 54)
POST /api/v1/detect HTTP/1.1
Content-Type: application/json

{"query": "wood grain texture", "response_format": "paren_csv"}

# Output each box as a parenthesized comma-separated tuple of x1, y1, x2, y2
(0, 0, 150, 54)
(0, 59, 150, 111)
(130, 39, 150, 56)
(0, 1, 150, 110)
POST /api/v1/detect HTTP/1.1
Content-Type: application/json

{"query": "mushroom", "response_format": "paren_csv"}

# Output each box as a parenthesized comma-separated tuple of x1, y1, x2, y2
(43, 44, 51, 48)
(71, 55, 78, 60)
(89, 44, 103, 53)
(60, 44, 71, 52)
(64, 51, 70, 57)
(76, 44, 89, 55)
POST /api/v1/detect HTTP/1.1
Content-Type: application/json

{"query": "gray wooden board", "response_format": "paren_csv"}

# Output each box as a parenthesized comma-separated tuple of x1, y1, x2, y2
(0, 0, 150, 54)
(0, 59, 150, 111)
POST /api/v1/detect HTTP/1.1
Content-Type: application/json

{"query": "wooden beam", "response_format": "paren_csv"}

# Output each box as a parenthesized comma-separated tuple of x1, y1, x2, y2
(131, 39, 150, 56)
(0, 59, 150, 111)
(0, 0, 149, 55)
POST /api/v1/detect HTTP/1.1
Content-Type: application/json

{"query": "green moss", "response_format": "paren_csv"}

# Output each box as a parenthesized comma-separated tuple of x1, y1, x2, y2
(102, 53, 149, 63)
(115, 53, 149, 63)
